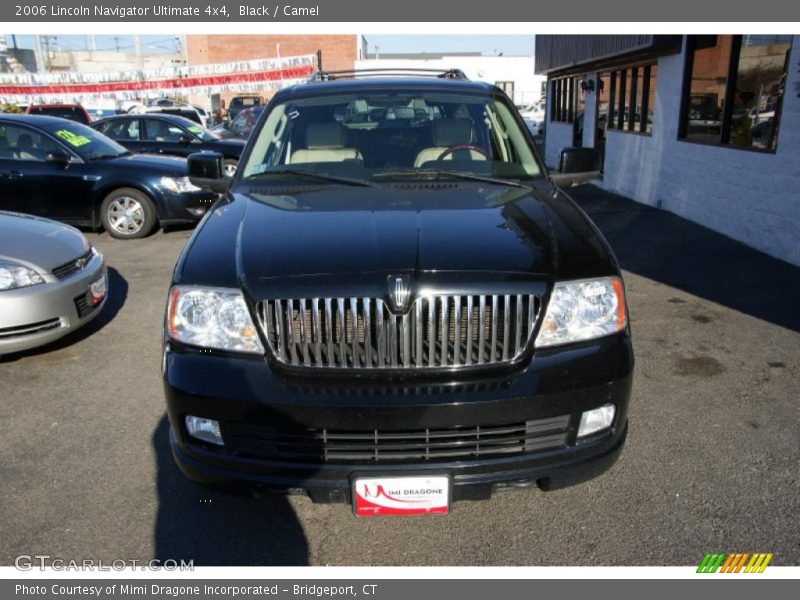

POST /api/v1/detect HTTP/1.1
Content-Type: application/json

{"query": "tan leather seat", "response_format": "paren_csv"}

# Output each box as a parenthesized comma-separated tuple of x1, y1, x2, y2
(290, 123, 362, 164)
(413, 118, 487, 167)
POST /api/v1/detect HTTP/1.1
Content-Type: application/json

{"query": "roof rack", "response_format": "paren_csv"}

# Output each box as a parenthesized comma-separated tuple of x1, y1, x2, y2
(308, 68, 470, 82)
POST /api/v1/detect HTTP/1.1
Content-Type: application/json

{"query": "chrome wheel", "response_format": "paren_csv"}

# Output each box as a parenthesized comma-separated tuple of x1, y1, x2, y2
(107, 196, 145, 235)
(224, 161, 238, 177)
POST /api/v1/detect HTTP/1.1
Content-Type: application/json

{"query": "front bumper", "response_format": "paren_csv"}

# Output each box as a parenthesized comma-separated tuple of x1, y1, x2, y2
(0, 253, 106, 355)
(164, 332, 633, 503)
(158, 189, 219, 225)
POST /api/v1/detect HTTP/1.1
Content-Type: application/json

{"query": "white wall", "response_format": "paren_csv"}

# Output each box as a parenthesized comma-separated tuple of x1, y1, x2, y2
(355, 55, 545, 106)
(546, 35, 800, 267)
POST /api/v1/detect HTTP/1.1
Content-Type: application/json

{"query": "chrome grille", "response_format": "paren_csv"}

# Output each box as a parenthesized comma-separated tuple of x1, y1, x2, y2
(259, 294, 539, 370)
(52, 248, 93, 280)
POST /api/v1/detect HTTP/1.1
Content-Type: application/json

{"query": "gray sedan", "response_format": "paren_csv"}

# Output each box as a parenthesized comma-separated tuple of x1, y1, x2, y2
(0, 211, 107, 356)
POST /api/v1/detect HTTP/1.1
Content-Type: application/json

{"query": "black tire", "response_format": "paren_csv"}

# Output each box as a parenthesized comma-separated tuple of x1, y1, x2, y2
(100, 188, 157, 239)
(223, 158, 239, 178)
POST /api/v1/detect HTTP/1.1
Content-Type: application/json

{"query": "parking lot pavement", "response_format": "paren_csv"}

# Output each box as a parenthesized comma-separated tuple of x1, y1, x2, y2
(1, 186, 798, 567)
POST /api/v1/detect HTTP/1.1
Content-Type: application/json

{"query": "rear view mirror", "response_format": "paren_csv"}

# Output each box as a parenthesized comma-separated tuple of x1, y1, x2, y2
(550, 147, 601, 187)
(188, 151, 229, 194)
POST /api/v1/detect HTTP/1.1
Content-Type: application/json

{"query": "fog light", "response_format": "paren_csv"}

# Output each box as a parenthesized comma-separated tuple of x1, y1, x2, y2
(577, 404, 616, 438)
(185, 415, 223, 446)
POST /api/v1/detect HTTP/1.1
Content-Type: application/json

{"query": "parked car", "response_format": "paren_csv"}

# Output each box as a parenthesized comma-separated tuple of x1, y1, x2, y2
(92, 114, 246, 176)
(130, 104, 208, 128)
(227, 94, 264, 120)
(0, 211, 107, 357)
(26, 104, 92, 125)
(164, 70, 633, 515)
(0, 115, 217, 239)
(210, 105, 264, 140)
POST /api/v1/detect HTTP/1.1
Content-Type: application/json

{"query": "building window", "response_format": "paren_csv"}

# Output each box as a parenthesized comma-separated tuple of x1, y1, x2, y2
(601, 63, 658, 134)
(495, 81, 515, 99)
(550, 75, 586, 124)
(680, 34, 792, 151)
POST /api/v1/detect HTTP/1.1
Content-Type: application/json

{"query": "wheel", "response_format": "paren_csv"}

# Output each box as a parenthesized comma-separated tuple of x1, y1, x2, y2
(223, 158, 238, 177)
(100, 188, 157, 239)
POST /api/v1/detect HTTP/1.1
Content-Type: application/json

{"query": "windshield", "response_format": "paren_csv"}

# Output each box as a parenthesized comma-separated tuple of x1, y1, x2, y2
(241, 89, 543, 182)
(40, 120, 129, 160)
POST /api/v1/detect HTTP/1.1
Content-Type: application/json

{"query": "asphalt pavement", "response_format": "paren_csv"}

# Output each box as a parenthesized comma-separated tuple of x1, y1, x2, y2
(1, 185, 798, 566)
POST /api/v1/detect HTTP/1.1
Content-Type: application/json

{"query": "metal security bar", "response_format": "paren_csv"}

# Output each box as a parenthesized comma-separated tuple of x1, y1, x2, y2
(259, 294, 539, 370)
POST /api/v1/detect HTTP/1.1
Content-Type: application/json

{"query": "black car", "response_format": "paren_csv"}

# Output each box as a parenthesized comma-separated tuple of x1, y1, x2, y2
(92, 114, 246, 176)
(0, 115, 217, 239)
(163, 70, 633, 515)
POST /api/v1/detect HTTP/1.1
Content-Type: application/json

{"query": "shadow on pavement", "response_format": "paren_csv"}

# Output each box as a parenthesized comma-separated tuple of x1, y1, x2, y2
(568, 184, 800, 332)
(152, 416, 310, 565)
(0, 266, 128, 362)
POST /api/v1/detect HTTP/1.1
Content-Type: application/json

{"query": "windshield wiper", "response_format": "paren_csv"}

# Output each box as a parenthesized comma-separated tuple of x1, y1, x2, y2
(247, 167, 376, 187)
(373, 169, 532, 189)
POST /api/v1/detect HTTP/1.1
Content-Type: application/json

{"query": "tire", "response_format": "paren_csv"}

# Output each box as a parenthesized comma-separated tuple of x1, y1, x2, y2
(100, 188, 157, 239)
(223, 158, 238, 178)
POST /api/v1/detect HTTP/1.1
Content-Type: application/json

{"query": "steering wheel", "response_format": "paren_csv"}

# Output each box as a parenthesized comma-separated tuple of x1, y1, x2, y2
(437, 144, 490, 161)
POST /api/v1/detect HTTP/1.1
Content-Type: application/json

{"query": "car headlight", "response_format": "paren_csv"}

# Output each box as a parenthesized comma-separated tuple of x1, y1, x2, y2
(0, 260, 44, 291)
(160, 176, 201, 194)
(166, 286, 263, 354)
(535, 277, 627, 347)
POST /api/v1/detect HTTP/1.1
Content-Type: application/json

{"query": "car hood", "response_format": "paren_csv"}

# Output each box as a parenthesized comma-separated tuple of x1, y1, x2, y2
(177, 181, 616, 293)
(0, 211, 88, 270)
(105, 152, 188, 175)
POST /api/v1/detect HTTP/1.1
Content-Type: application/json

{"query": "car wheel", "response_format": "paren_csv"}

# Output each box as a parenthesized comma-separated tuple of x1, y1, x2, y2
(100, 188, 157, 239)
(223, 158, 238, 177)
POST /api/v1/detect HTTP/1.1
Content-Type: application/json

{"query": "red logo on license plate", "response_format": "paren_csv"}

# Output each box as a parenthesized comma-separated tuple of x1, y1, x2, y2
(354, 476, 449, 517)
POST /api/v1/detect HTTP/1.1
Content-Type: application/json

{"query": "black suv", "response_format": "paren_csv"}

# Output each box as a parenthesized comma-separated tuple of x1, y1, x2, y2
(163, 69, 633, 516)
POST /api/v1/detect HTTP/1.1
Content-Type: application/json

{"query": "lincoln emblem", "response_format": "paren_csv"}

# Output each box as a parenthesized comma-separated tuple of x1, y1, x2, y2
(389, 276, 411, 312)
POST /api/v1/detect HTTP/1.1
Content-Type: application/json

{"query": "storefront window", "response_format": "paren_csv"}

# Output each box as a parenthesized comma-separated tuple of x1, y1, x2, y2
(680, 34, 792, 151)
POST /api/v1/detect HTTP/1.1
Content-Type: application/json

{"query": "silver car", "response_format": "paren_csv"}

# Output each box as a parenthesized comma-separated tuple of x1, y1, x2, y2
(0, 211, 107, 356)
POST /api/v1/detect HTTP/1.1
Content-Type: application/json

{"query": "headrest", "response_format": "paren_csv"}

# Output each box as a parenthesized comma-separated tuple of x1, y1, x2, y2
(433, 118, 474, 147)
(306, 122, 347, 149)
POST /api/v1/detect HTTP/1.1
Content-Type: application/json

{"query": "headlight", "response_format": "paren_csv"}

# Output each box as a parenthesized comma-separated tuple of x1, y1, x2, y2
(0, 260, 44, 291)
(535, 277, 627, 347)
(166, 286, 263, 354)
(160, 176, 201, 194)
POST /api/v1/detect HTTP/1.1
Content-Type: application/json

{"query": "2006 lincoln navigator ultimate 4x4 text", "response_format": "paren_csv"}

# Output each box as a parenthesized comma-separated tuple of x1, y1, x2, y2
(163, 69, 633, 517)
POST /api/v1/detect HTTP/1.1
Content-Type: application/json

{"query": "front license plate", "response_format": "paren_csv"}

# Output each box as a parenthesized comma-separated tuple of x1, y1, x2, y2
(353, 475, 450, 518)
(89, 274, 107, 305)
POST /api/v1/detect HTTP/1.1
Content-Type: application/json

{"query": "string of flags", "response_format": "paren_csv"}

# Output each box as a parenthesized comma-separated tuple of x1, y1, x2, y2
(0, 54, 317, 103)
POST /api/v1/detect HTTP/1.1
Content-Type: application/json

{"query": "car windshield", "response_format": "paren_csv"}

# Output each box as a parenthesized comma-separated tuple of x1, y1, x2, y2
(170, 116, 219, 141)
(241, 89, 543, 183)
(40, 120, 129, 160)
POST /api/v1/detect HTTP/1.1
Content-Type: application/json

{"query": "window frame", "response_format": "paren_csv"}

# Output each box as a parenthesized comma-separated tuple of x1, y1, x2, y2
(602, 61, 658, 136)
(678, 34, 792, 153)
(550, 75, 583, 124)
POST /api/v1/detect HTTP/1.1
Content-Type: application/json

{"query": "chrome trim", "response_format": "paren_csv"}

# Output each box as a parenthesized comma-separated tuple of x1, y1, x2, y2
(259, 293, 540, 371)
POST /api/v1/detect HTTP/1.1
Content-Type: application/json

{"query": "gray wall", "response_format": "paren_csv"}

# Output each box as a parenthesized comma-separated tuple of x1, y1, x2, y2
(545, 35, 800, 267)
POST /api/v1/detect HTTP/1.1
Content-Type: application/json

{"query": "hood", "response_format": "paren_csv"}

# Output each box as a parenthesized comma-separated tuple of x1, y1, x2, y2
(106, 152, 188, 175)
(177, 182, 617, 294)
(0, 211, 89, 271)
(236, 184, 553, 282)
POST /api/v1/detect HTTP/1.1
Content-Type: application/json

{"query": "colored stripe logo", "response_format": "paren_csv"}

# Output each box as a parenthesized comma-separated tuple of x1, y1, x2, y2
(697, 552, 773, 573)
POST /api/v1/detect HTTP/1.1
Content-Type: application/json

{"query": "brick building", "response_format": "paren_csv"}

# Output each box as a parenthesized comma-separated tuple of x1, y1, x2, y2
(185, 34, 363, 107)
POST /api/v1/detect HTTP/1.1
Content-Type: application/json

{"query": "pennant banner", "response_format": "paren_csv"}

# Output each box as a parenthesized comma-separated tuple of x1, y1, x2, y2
(0, 54, 317, 103)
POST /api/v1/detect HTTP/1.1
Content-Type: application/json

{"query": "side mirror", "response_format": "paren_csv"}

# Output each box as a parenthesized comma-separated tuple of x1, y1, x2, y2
(550, 147, 601, 187)
(179, 134, 195, 145)
(188, 151, 229, 194)
(44, 150, 71, 164)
